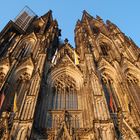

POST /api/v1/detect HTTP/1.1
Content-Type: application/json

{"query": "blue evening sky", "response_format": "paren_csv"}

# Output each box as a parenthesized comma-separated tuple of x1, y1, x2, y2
(0, 0, 140, 47)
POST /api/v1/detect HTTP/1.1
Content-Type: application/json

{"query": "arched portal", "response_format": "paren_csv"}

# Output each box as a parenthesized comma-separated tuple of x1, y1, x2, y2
(45, 67, 84, 129)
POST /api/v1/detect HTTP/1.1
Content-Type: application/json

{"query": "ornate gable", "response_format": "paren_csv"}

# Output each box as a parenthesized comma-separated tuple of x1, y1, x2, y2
(0, 57, 10, 68)
(96, 32, 113, 45)
(98, 57, 118, 80)
(122, 58, 140, 73)
(22, 32, 37, 42)
(55, 54, 77, 69)
(51, 41, 80, 70)
(98, 57, 114, 70)
(15, 56, 34, 80)
(0, 57, 10, 82)
(17, 56, 34, 68)
(121, 58, 140, 80)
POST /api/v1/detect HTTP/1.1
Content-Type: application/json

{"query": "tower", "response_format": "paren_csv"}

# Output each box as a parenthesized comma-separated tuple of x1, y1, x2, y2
(0, 7, 140, 140)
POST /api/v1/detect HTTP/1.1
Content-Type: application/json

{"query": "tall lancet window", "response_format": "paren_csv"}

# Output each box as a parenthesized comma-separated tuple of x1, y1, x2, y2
(101, 75, 118, 113)
(18, 41, 32, 58)
(51, 75, 78, 110)
(100, 43, 109, 56)
(127, 73, 140, 109)
(13, 39, 35, 60)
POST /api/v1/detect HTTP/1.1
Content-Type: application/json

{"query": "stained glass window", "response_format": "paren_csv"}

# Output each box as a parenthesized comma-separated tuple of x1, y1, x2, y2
(52, 75, 78, 110)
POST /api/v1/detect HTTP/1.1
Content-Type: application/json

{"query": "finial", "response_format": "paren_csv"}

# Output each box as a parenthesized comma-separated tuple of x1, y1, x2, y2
(96, 15, 102, 21)
(64, 38, 69, 44)
(106, 20, 111, 25)
(83, 10, 87, 14)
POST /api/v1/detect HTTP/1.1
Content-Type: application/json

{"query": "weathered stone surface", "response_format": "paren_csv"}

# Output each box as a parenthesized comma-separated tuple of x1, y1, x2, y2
(0, 8, 139, 140)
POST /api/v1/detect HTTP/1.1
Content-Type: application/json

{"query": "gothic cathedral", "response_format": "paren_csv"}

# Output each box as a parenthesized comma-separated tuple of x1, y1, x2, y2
(0, 7, 140, 140)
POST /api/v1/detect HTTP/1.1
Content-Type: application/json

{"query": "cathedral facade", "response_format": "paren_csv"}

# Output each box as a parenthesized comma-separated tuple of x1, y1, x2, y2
(0, 7, 140, 140)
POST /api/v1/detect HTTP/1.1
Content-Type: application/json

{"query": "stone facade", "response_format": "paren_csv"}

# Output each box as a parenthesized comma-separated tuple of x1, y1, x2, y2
(0, 8, 140, 140)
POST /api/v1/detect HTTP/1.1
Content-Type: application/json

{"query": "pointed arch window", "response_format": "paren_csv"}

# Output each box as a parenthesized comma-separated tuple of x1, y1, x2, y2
(92, 26, 99, 35)
(101, 75, 118, 113)
(126, 73, 140, 109)
(18, 41, 32, 58)
(100, 43, 109, 56)
(51, 75, 78, 110)
(13, 39, 35, 60)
